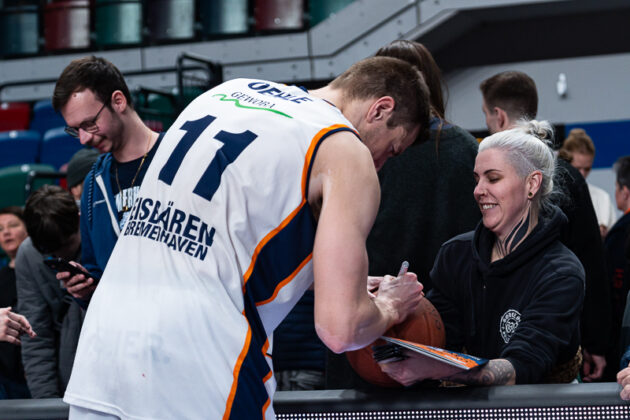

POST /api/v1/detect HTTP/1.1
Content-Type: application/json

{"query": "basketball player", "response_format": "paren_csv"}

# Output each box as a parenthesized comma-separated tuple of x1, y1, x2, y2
(64, 56, 430, 419)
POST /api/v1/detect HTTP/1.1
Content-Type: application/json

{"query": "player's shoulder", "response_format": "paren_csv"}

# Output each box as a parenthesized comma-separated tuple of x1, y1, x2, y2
(316, 130, 372, 171)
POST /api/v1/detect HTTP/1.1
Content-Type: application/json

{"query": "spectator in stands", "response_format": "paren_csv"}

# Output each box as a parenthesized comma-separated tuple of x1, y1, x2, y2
(605, 156, 630, 384)
(558, 128, 616, 237)
(16, 185, 85, 398)
(369, 40, 480, 291)
(51, 56, 163, 294)
(0, 207, 34, 399)
(326, 39, 480, 389)
(381, 121, 584, 385)
(479, 70, 611, 382)
(65, 148, 100, 204)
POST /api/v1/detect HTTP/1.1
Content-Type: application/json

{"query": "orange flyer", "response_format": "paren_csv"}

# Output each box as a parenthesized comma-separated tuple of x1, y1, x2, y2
(381, 336, 489, 370)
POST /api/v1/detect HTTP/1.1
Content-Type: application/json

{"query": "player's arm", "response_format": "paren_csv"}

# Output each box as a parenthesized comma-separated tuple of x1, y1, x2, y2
(309, 132, 422, 353)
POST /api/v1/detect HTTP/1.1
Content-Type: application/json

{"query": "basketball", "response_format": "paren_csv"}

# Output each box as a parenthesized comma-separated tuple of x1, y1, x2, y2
(346, 297, 445, 387)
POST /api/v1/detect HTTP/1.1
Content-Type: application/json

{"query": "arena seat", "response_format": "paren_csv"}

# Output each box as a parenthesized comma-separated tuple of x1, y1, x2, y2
(40, 127, 83, 170)
(0, 102, 31, 132)
(309, 0, 355, 26)
(135, 88, 178, 132)
(146, 0, 195, 42)
(94, 0, 142, 47)
(0, 5, 39, 57)
(30, 100, 66, 138)
(0, 163, 57, 208)
(199, 0, 248, 36)
(254, 0, 305, 31)
(0, 130, 41, 168)
(44, 0, 90, 51)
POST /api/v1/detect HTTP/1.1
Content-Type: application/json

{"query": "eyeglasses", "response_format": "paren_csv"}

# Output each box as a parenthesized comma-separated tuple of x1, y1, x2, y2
(64, 101, 108, 138)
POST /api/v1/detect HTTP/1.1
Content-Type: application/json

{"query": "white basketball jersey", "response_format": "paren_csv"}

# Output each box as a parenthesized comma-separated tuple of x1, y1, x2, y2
(64, 79, 358, 420)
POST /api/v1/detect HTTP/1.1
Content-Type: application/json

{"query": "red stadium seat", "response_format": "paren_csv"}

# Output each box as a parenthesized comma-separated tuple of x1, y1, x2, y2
(0, 102, 30, 132)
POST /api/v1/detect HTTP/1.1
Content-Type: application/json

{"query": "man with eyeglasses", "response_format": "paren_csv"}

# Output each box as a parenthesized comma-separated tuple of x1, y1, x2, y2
(51, 56, 163, 300)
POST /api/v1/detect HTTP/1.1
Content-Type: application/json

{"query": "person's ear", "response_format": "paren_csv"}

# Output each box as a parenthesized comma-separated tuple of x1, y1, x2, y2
(527, 171, 543, 198)
(110, 90, 128, 113)
(366, 96, 395, 123)
(496, 107, 511, 131)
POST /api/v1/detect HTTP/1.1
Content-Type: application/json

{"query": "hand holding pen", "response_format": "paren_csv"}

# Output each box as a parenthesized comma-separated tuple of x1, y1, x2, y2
(371, 260, 424, 325)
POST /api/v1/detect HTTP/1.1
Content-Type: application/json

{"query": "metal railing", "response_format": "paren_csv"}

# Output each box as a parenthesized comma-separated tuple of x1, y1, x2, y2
(1, 383, 628, 420)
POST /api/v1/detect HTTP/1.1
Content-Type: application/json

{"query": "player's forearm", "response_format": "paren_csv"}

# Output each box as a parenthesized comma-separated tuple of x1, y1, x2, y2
(445, 359, 516, 386)
(316, 291, 394, 353)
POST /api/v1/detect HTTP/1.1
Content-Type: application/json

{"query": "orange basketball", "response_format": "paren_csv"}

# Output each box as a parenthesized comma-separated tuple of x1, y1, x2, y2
(346, 297, 445, 387)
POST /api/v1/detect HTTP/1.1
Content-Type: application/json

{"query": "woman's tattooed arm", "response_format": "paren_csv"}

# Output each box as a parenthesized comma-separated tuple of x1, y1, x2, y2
(445, 359, 516, 386)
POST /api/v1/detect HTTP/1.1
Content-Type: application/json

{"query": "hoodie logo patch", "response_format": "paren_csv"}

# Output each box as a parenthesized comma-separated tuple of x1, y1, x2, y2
(500, 309, 521, 343)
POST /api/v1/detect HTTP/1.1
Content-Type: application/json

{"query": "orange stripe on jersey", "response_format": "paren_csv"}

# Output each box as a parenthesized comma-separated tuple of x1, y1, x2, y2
(300, 124, 355, 197)
(242, 200, 308, 291)
(261, 338, 272, 419)
(223, 314, 252, 420)
(262, 396, 271, 419)
(242, 124, 354, 292)
(255, 253, 313, 306)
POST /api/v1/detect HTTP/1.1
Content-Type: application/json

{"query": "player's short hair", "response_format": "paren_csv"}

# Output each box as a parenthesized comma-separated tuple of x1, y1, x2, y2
(614, 156, 630, 190)
(480, 71, 538, 121)
(52, 55, 133, 112)
(557, 128, 596, 162)
(330, 56, 431, 141)
(24, 185, 79, 254)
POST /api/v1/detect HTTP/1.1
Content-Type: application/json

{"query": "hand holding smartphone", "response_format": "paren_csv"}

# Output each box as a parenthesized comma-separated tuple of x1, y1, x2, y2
(43, 257, 93, 278)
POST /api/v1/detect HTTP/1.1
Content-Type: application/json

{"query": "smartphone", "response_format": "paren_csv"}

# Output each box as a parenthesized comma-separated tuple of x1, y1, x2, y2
(43, 257, 95, 279)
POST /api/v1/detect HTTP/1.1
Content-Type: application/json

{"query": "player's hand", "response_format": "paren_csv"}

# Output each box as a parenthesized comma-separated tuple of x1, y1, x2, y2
(618, 363, 630, 400)
(0, 307, 36, 345)
(367, 276, 383, 297)
(582, 349, 606, 382)
(56, 261, 98, 300)
(374, 272, 423, 325)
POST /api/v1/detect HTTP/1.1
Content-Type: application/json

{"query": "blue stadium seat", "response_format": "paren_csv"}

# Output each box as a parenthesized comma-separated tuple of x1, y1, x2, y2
(40, 127, 83, 170)
(30, 99, 66, 137)
(0, 130, 41, 168)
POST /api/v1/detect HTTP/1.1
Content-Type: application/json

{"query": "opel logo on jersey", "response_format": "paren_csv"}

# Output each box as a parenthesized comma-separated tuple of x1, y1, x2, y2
(500, 309, 521, 344)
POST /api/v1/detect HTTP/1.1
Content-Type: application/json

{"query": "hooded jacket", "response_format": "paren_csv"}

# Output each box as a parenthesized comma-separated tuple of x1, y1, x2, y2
(80, 134, 163, 280)
(80, 153, 121, 280)
(427, 205, 584, 384)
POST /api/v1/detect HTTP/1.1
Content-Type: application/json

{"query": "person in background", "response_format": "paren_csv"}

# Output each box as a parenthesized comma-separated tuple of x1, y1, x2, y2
(381, 121, 584, 386)
(51, 56, 162, 297)
(66, 148, 101, 205)
(479, 70, 611, 382)
(605, 156, 630, 392)
(0, 207, 35, 399)
(16, 185, 87, 398)
(558, 128, 616, 238)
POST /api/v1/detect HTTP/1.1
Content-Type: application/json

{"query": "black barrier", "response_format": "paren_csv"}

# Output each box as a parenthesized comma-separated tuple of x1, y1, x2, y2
(275, 383, 630, 419)
(0, 383, 628, 419)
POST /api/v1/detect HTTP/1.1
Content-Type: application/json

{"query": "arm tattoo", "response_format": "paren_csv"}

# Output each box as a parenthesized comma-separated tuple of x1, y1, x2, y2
(446, 359, 516, 386)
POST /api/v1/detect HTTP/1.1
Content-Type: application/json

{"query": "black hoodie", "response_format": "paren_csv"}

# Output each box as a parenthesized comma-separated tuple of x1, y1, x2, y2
(427, 205, 584, 384)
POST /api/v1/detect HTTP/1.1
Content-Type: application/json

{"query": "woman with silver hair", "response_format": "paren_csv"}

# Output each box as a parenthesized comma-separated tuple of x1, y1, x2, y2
(380, 120, 584, 385)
